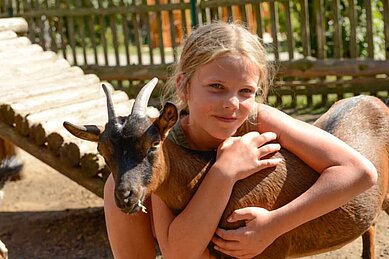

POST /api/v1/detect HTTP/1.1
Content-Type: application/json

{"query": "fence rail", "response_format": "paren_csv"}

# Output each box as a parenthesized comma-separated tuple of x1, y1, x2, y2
(1, 0, 388, 108)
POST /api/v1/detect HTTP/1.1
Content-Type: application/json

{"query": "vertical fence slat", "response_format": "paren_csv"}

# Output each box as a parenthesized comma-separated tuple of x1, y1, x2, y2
(55, 0, 67, 60)
(120, 0, 131, 65)
(300, 0, 311, 57)
(131, 1, 142, 65)
(141, 0, 153, 65)
(269, 1, 279, 60)
(364, 0, 374, 58)
(108, 0, 120, 66)
(349, 0, 358, 58)
(155, 0, 165, 64)
(253, 2, 262, 38)
(86, 0, 99, 65)
(66, 0, 77, 65)
(384, 0, 389, 59)
(76, 0, 87, 65)
(284, 1, 294, 59)
(180, 0, 188, 38)
(314, 0, 325, 59)
(97, 0, 109, 65)
(168, 0, 177, 61)
(240, 4, 247, 23)
(333, 0, 342, 58)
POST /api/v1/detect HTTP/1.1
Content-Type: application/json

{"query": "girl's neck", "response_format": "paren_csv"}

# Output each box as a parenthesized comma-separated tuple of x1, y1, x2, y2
(180, 116, 223, 151)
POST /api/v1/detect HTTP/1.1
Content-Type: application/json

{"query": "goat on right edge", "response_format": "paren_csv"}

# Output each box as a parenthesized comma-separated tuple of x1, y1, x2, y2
(65, 80, 389, 258)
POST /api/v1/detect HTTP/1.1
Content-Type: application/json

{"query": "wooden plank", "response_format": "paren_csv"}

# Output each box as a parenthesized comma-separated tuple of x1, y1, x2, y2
(0, 121, 104, 198)
(0, 70, 95, 102)
(65, 0, 78, 65)
(46, 99, 135, 156)
(86, 0, 99, 65)
(143, 0, 153, 65)
(108, 0, 120, 66)
(383, 0, 389, 59)
(132, 0, 143, 64)
(300, 0, 310, 57)
(349, 0, 357, 58)
(314, 0, 325, 59)
(168, 0, 177, 61)
(119, 0, 131, 65)
(269, 1, 279, 60)
(275, 59, 389, 78)
(82, 63, 170, 81)
(0, 17, 28, 33)
(0, 36, 30, 48)
(364, 0, 374, 58)
(333, 0, 342, 58)
(75, 0, 88, 65)
(97, 0, 109, 65)
(284, 0, 294, 59)
(155, 0, 165, 64)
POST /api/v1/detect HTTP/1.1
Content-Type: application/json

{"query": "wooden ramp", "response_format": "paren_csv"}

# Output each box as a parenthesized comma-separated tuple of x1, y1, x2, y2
(0, 18, 157, 198)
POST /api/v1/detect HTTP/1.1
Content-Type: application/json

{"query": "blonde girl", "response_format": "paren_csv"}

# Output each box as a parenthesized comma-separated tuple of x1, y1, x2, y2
(104, 21, 377, 258)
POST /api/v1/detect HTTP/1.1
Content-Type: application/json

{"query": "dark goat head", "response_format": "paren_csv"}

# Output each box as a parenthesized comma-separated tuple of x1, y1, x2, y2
(64, 78, 178, 214)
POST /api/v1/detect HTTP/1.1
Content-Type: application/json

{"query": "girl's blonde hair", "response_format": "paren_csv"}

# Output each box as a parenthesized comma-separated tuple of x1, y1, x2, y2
(163, 21, 273, 111)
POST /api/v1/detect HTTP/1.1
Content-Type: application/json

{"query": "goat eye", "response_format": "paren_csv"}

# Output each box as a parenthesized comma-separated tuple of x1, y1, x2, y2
(150, 140, 160, 150)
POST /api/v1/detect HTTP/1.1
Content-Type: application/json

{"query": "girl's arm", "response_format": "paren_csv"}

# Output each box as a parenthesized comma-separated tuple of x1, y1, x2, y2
(152, 132, 282, 259)
(212, 104, 377, 257)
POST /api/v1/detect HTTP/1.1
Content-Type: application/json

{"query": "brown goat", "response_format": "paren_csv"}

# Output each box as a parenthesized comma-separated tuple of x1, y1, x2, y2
(64, 79, 389, 258)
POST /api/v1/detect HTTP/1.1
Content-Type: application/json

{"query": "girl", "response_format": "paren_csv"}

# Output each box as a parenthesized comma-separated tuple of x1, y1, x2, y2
(104, 22, 377, 259)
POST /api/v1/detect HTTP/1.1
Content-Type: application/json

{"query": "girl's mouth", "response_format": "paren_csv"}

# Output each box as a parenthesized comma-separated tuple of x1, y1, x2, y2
(213, 115, 237, 123)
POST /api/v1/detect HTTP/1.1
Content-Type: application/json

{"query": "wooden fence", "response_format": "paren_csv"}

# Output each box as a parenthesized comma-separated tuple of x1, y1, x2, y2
(1, 0, 388, 109)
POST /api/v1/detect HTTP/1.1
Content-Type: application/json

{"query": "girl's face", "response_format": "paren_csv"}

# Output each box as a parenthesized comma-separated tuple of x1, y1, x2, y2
(182, 54, 260, 149)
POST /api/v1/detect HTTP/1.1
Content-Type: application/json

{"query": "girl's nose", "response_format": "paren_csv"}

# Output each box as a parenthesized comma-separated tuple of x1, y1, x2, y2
(223, 96, 239, 110)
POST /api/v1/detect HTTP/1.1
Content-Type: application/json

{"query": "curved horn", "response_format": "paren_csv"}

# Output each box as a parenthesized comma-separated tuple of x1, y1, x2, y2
(131, 78, 158, 116)
(102, 84, 117, 123)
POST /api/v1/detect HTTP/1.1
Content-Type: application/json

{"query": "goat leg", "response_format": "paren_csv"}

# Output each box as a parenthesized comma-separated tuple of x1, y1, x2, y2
(361, 224, 376, 259)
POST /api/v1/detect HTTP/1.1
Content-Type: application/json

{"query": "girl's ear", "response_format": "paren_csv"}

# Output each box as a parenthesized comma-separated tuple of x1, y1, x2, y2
(176, 73, 188, 101)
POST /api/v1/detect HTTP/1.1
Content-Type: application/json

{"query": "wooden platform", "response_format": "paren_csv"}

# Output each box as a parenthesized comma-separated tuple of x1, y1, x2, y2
(0, 18, 157, 198)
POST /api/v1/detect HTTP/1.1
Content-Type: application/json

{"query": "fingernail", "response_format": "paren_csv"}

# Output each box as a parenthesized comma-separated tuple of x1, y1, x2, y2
(227, 217, 232, 222)
(214, 246, 219, 251)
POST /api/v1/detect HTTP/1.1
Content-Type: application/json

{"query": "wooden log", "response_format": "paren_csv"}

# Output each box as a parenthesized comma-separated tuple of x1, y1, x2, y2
(0, 49, 57, 68)
(46, 99, 136, 155)
(0, 44, 43, 62)
(7, 82, 107, 117)
(59, 104, 158, 171)
(0, 18, 28, 34)
(59, 138, 98, 167)
(0, 58, 71, 84)
(0, 68, 94, 99)
(80, 153, 106, 177)
(1, 80, 107, 126)
(0, 36, 31, 49)
(15, 91, 128, 136)
(0, 30, 17, 41)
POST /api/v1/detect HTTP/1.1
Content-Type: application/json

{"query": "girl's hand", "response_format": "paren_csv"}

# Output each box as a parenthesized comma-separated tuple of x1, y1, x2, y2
(212, 207, 279, 258)
(215, 131, 281, 182)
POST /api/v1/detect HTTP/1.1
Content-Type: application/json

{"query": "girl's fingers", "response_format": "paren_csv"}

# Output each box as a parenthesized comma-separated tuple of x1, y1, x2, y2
(258, 143, 281, 158)
(257, 158, 283, 170)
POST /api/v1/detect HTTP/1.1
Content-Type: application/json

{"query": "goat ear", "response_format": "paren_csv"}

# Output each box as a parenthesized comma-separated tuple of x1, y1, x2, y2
(63, 121, 103, 142)
(154, 103, 178, 140)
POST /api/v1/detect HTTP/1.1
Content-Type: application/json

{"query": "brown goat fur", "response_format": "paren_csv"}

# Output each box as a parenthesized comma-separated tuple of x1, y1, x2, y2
(65, 94, 389, 258)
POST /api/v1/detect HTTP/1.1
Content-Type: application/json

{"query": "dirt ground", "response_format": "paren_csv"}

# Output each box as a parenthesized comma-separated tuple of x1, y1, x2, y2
(0, 149, 388, 259)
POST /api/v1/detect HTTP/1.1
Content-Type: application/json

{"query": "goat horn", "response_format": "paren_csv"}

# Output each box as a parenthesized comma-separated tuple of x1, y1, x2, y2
(131, 78, 158, 116)
(102, 83, 117, 123)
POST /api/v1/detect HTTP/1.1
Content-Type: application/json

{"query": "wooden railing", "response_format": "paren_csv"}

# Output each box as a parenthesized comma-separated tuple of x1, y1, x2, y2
(1, 0, 388, 108)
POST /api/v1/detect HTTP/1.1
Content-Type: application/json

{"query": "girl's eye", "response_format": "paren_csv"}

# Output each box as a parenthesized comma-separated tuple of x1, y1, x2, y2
(241, 88, 253, 93)
(209, 83, 223, 89)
